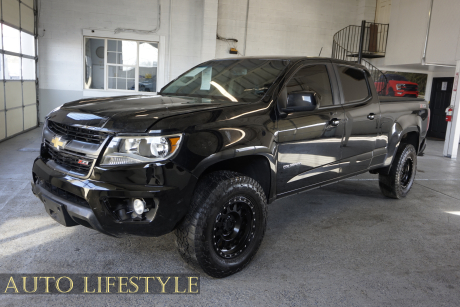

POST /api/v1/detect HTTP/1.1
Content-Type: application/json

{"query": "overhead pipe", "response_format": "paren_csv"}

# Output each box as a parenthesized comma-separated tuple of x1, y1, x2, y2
(243, 0, 250, 56)
(421, 0, 434, 65)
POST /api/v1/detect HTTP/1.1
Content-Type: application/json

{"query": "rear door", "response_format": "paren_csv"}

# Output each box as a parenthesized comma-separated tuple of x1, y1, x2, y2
(333, 64, 380, 176)
(276, 61, 345, 196)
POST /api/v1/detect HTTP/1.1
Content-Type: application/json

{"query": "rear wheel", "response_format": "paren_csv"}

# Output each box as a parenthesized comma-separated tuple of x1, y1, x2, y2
(379, 143, 417, 199)
(175, 171, 267, 278)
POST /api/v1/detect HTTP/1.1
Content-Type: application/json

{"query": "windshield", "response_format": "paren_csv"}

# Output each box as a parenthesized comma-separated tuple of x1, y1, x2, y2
(387, 74, 408, 81)
(161, 59, 289, 102)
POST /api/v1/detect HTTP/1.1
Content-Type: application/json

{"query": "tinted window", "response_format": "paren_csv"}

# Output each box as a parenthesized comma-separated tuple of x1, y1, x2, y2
(337, 66, 370, 103)
(286, 65, 333, 107)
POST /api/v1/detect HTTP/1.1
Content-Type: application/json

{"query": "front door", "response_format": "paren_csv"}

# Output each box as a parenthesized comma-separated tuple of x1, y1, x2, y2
(428, 77, 454, 139)
(276, 62, 345, 196)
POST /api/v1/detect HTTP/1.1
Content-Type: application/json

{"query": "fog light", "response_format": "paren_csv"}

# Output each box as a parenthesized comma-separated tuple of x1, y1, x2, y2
(133, 199, 145, 215)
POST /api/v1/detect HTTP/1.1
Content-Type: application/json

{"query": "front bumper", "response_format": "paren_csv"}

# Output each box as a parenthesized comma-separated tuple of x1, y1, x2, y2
(32, 157, 196, 237)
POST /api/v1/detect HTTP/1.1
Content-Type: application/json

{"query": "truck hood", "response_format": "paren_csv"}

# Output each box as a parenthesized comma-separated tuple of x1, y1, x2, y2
(47, 95, 242, 133)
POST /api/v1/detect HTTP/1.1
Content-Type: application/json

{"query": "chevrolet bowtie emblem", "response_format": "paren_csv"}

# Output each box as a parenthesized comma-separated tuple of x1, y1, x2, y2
(51, 136, 67, 150)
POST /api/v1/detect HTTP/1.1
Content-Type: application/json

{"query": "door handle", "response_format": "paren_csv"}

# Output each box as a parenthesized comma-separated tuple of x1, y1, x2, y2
(367, 113, 376, 120)
(330, 118, 340, 127)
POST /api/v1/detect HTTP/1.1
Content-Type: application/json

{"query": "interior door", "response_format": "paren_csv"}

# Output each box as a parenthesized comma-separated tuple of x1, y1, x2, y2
(428, 77, 454, 139)
(276, 62, 345, 196)
(375, 0, 392, 24)
(334, 64, 380, 176)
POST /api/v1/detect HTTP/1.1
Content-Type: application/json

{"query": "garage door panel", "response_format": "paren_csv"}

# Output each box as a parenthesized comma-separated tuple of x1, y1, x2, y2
(0, 85, 4, 111)
(22, 0, 33, 8)
(3, 0, 20, 28)
(5, 81, 22, 109)
(6, 108, 23, 137)
(22, 81, 36, 105)
(0, 55, 3, 78)
(23, 105, 36, 130)
(21, 4, 34, 34)
(0, 0, 36, 142)
(0, 111, 5, 139)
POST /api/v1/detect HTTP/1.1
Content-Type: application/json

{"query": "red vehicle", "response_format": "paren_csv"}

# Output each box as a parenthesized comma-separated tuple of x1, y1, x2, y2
(375, 74, 419, 98)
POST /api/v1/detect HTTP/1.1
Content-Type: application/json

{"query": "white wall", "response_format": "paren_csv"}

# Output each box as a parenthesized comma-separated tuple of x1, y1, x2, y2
(39, 0, 165, 92)
(425, 0, 460, 66)
(38, 0, 212, 121)
(215, 0, 372, 59)
(381, 0, 432, 66)
(38, 0, 382, 121)
(376, 0, 460, 67)
(369, 0, 460, 102)
(356, 0, 377, 24)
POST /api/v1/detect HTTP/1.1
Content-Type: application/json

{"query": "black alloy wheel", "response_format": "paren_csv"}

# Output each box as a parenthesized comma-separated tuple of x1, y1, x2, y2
(212, 196, 256, 259)
(379, 143, 417, 199)
(400, 157, 414, 188)
(175, 171, 267, 278)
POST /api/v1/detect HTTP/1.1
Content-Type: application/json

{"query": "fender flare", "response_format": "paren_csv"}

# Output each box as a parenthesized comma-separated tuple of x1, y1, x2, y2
(191, 145, 278, 203)
(380, 123, 420, 175)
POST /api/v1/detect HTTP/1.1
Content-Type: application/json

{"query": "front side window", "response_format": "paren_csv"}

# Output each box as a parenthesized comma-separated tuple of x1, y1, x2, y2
(161, 59, 288, 102)
(84, 37, 158, 92)
(337, 66, 370, 103)
(285, 64, 334, 107)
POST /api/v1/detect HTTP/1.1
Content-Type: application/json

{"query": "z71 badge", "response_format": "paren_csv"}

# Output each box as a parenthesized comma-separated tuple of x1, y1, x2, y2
(78, 160, 90, 166)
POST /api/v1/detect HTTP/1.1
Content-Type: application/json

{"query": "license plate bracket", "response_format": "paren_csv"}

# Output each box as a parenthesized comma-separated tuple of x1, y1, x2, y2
(42, 195, 78, 227)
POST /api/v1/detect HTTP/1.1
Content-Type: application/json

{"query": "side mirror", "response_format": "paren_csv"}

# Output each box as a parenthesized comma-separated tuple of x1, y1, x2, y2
(281, 91, 319, 113)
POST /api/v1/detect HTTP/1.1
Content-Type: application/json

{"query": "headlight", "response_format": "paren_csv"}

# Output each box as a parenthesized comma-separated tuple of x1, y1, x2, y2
(396, 84, 405, 90)
(101, 134, 182, 165)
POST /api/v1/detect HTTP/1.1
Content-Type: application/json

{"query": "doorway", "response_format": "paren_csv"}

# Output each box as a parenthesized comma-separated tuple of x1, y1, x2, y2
(428, 77, 454, 139)
(375, 0, 392, 24)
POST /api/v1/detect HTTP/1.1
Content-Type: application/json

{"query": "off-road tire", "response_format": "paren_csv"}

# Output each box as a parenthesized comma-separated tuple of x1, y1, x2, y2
(175, 171, 267, 278)
(379, 143, 417, 199)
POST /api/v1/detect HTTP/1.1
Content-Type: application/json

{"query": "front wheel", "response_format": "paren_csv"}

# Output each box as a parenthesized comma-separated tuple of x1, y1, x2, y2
(379, 143, 417, 199)
(175, 171, 267, 278)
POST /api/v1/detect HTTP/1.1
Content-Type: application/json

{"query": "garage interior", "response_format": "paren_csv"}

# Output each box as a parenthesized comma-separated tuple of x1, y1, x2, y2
(1, 0, 460, 305)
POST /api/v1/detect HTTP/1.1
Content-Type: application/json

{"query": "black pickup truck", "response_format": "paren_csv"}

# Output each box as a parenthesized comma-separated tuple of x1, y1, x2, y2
(32, 57, 429, 277)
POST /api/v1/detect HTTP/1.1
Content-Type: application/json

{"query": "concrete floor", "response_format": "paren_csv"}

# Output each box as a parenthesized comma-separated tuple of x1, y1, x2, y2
(1, 128, 460, 306)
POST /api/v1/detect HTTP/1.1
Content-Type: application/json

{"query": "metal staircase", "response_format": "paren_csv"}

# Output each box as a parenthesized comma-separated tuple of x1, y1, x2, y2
(332, 20, 389, 94)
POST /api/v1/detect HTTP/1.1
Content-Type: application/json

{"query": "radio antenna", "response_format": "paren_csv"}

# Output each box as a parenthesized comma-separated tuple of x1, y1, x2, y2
(319, 47, 323, 57)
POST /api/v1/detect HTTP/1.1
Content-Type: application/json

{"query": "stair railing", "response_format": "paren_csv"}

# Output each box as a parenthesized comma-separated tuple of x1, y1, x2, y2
(332, 20, 390, 95)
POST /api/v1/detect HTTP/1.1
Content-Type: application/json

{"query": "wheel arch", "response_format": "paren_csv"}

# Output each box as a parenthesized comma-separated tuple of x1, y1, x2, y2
(380, 121, 420, 175)
(192, 151, 276, 203)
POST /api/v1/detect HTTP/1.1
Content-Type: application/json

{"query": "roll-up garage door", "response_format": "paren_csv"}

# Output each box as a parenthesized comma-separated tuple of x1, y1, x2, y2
(1, 0, 37, 141)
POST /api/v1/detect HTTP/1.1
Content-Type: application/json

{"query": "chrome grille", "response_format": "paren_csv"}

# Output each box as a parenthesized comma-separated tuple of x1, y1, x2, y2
(47, 120, 109, 144)
(404, 84, 418, 91)
(44, 141, 94, 176)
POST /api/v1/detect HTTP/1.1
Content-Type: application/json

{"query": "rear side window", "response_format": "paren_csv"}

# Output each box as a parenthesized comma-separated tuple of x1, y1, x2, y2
(337, 66, 370, 103)
(285, 64, 333, 107)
